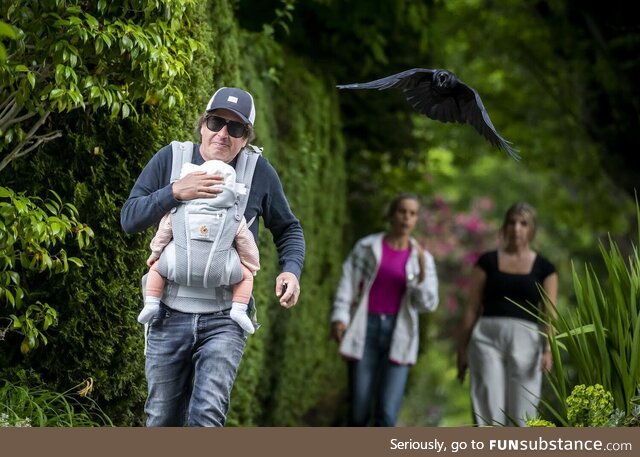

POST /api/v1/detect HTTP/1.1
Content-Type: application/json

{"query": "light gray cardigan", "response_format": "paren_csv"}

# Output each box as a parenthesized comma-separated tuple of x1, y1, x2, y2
(330, 233, 439, 365)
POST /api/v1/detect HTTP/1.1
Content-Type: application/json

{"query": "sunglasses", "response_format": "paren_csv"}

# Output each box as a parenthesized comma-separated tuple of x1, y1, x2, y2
(206, 115, 247, 138)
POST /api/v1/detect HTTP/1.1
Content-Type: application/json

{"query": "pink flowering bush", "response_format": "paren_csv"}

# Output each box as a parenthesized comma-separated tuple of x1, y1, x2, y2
(417, 195, 498, 337)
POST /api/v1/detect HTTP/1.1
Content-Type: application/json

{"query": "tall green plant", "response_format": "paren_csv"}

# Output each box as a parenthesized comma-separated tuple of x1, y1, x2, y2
(542, 205, 640, 424)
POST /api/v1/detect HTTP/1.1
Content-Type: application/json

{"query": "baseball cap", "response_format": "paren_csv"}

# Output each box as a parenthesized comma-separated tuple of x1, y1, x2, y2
(205, 87, 256, 126)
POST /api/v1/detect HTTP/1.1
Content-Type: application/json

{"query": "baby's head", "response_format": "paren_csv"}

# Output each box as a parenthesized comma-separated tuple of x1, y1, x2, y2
(180, 160, 236, 189)
(199, 160, 236, 188)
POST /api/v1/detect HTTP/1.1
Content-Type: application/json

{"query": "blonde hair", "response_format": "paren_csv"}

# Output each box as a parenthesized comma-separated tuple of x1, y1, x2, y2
(501, 202, 538, 242)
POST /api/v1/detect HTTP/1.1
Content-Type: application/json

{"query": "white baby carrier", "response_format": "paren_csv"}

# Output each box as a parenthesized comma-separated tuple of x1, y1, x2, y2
(143, 140, 261, 313)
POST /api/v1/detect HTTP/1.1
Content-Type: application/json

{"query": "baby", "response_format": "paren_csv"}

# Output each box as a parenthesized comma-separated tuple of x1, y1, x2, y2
(138, 160, 260, 333)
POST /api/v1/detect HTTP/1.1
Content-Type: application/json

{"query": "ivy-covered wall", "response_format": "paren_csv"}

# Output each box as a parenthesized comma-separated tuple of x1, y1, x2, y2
(1, 0, 348, 425)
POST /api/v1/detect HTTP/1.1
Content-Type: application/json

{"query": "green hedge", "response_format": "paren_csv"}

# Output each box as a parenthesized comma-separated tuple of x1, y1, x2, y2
(1, 0, 348, 426)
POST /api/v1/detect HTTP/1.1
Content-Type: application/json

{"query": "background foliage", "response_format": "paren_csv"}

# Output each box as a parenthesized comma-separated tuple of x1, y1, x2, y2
(1, 0, 347, 426)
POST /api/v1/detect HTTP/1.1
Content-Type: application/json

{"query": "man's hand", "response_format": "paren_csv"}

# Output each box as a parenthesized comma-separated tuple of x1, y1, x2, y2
(275, 272, 300, 308)
(172, 172, 224, 201)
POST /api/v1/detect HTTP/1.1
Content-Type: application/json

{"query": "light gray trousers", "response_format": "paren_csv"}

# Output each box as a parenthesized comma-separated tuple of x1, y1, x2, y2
(468, 316, 543, 426)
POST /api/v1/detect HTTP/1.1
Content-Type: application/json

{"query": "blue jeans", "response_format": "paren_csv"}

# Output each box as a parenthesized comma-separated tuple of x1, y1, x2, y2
(144, 304, 247, 426)
(347, 313, 410, 427)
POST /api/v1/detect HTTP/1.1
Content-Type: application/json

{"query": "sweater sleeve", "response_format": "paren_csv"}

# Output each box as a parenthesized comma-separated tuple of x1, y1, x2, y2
(257, 159, 306, 279)
(120, 144, 181, 234)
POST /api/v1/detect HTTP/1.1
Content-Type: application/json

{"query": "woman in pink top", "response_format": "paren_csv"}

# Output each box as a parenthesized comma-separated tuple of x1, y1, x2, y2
(330, 193, 439, 426)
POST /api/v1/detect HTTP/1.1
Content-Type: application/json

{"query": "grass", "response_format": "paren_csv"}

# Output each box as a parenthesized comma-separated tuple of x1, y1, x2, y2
(0, 378, 113, 427)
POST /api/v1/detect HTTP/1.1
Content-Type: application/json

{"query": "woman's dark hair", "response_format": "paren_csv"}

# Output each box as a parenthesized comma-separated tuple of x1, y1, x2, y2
(385, 192, 422, 220)
(195, 112, 256, 143)
(501, 201, 538, 241)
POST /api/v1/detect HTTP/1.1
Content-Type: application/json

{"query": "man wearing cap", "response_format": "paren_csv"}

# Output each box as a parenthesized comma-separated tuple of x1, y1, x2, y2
(121, 87, 305, 426)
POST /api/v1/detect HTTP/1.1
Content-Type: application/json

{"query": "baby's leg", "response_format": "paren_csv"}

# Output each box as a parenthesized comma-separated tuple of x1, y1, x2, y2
(146, 265, 166, 298)
(229, 265, 255, 334)
(232, 264, 254, 305)
(138, 265, 165, 324)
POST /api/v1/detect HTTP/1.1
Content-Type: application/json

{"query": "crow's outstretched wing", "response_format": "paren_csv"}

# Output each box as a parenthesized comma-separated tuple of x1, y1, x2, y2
(336, 68, 436, 91)
(452, 82, 520, 160)
(337, 68, 520, 160)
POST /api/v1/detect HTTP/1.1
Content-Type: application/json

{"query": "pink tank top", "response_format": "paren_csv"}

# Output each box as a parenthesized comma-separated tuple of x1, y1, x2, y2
(368, 240, 410, 315)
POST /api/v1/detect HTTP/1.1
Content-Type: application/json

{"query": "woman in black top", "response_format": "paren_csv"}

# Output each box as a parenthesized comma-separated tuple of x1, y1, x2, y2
(456, 202, 558, 426)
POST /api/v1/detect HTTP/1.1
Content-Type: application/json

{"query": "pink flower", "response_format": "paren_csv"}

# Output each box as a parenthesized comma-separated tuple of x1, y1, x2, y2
(473, 197, 494, 212)
(463, 216, 482, 233)
(463, 251, 481, 265)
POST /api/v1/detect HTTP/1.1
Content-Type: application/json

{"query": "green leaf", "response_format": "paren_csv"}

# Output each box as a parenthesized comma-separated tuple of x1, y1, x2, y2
(9, 315, 21, 328)
(44, 202, 58, 214)
(5, 289, 14, 307)
(8, 271, 19, 285)
(88, 85, 100, 99)
(122, 35, 133, 49)
(67, 257, 83, 267)
(0, 22, 16, 39)
(95, 37, 104, 54)
(110, 100, 120, 117)
(85, 13, 99, 29)
(49, 88, 64, 100)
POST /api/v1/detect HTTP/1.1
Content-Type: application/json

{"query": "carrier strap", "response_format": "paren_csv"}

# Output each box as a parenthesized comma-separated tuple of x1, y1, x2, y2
(170, 141, 194, 183)
(169, 141, 262, 226)
(235, 144, 262, 228)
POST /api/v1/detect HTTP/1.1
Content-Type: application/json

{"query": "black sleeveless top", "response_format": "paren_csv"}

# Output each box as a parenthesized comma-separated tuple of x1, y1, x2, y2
(477, 250, 556, 323)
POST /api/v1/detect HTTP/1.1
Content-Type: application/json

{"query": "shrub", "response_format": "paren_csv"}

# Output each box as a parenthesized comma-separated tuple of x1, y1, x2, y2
(565, 384, 614, 427)
(0, 187, 93, 354)
(526, 418, 556, 427)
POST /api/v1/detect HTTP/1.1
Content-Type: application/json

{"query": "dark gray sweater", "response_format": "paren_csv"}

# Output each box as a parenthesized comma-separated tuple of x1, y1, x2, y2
(121, 143, 305, 279)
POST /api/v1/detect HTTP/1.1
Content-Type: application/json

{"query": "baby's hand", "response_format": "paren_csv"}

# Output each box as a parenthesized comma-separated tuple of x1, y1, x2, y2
(146, 255, 159, 268)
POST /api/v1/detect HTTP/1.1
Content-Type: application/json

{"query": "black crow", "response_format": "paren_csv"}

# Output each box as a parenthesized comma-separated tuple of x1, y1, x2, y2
(337, 68, 520, 160)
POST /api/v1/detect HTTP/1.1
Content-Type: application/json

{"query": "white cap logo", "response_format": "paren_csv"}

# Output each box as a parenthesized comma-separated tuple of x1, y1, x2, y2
(227, 96, 238, 103)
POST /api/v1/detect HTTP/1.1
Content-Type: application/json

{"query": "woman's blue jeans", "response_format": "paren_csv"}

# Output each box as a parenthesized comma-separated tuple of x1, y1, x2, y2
(144, 304, 247, 426)
(347, 313, 410, 426)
